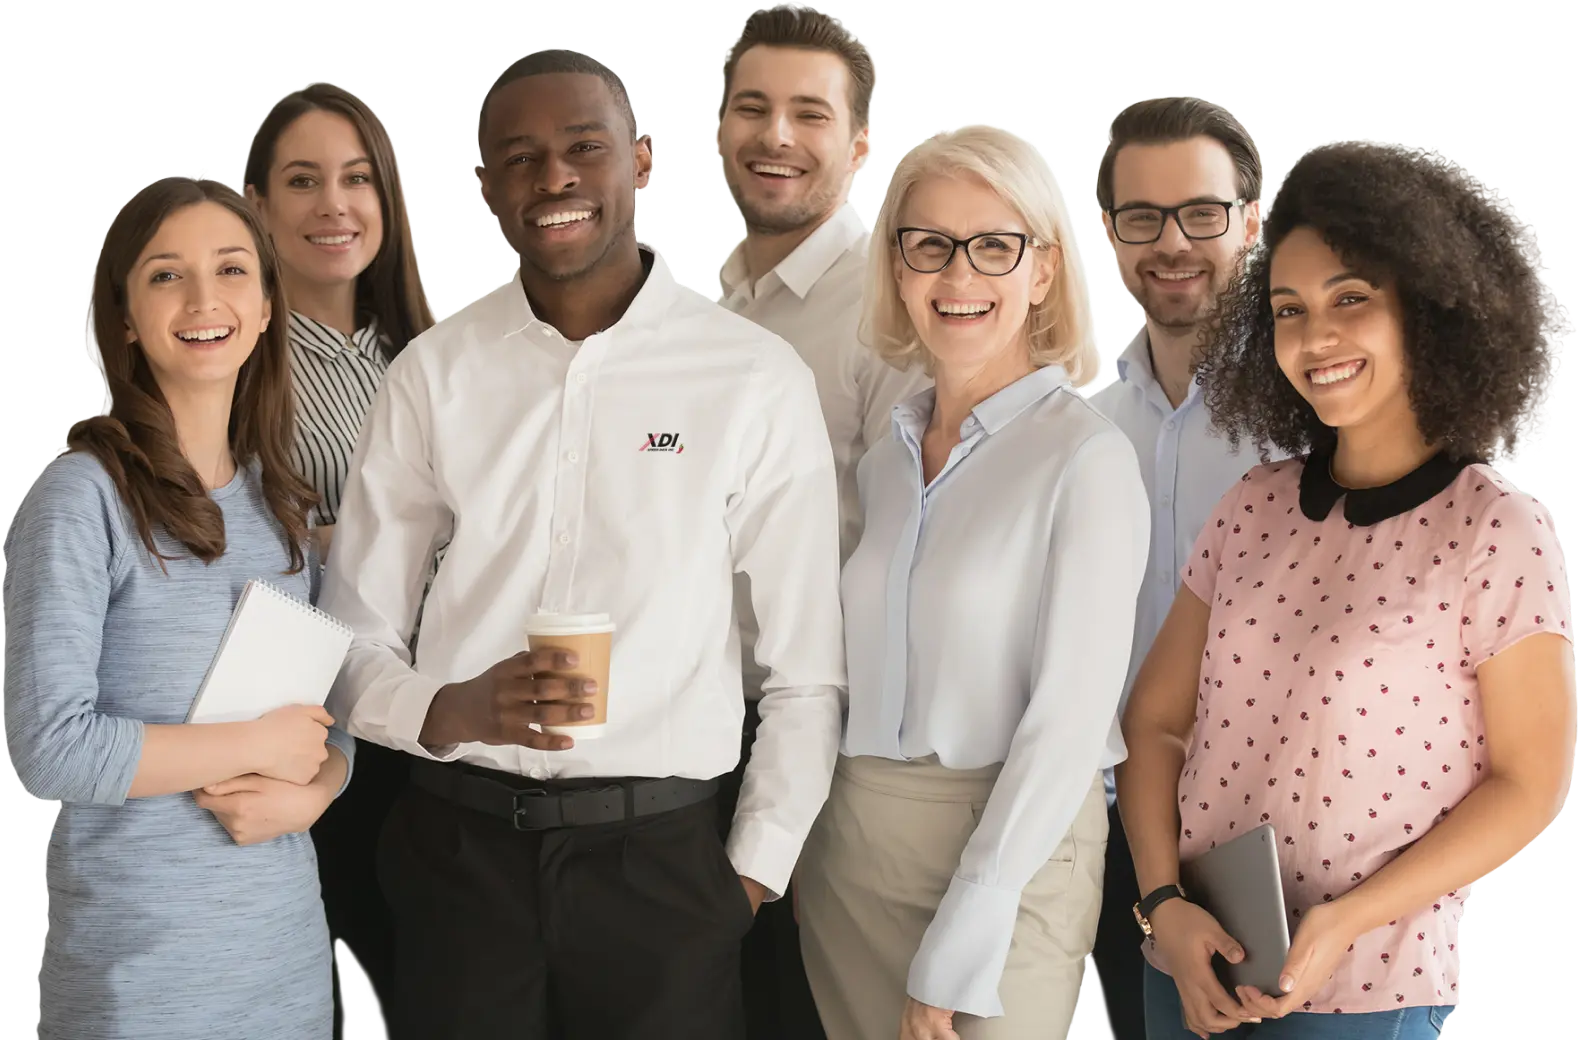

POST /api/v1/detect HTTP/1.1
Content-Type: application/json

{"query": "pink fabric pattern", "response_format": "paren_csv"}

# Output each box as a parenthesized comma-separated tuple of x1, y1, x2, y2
(1175, 459, 1569, 1013)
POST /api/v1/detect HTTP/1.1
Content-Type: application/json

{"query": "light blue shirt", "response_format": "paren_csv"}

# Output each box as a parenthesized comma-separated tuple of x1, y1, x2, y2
(1091, 329, 1286, 802)
(841, 364, 1148, 1017)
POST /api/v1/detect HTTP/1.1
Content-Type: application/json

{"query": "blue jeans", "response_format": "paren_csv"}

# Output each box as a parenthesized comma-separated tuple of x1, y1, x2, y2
(1144, 964, 1454, 1039)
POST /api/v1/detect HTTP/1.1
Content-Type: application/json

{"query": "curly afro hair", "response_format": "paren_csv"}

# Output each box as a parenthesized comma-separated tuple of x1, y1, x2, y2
(1196, 141, 1561, 462)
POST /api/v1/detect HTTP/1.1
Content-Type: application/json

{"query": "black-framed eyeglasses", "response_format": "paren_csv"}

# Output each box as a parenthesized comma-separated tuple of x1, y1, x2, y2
(896, 227, 1041, 276)
(1107, 199, 1245, 244)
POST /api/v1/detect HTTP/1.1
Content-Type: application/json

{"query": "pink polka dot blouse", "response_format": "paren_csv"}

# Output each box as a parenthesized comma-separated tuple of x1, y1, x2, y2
(1176, 455, 1570, 1013)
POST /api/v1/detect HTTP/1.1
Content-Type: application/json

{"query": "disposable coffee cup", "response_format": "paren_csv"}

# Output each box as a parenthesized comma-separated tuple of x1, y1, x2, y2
(524, 612, 615, 739)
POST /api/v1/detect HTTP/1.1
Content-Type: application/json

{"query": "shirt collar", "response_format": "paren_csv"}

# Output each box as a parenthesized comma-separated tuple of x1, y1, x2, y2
(508, 245, 675, 339)
(288, 311, 383, 360)
(892, 363, 1070, 441)
(1298, 446, 1477, 525)
(1114, 327, 1153, 387)
(718, 203, 866, 302)
(1115, 325, 1207, 413)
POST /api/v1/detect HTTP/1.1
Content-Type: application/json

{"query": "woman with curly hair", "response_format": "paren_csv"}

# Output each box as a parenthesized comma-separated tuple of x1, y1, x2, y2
(1117, 141, 1573, 1039)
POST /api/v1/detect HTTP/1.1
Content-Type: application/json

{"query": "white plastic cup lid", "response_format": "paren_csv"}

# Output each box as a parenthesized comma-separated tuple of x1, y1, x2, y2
(524, 612, 615, 636)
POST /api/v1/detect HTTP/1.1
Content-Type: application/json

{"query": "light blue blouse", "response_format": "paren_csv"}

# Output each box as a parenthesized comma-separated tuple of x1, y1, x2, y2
(840, 363, 1149, 1017)
(1091, 328, 1285, 717)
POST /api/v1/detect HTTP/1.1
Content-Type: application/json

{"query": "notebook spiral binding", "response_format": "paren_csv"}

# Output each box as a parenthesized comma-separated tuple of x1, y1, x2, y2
(251, 578, 354, 639)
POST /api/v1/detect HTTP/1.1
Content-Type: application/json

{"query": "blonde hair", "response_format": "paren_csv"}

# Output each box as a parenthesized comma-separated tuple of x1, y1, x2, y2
(861, 125, 1097, 384)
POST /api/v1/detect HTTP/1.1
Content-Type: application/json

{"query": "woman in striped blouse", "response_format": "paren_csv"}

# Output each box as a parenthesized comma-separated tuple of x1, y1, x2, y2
(245, 82, 433, 1040)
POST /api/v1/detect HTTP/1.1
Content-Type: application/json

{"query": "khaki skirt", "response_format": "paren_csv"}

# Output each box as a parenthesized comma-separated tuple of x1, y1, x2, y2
(798, 755, 1108, 1040)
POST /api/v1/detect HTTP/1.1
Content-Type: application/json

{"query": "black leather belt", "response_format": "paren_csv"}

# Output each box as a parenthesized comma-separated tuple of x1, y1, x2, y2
(409, 757, 719, 831)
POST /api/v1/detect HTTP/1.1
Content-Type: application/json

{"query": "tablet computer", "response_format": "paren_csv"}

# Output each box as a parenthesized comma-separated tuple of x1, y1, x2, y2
(1179, 823, 1292, 995)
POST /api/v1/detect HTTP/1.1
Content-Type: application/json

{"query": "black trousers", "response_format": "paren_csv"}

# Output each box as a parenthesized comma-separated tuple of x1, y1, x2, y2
(311, 736, 407, 1039)
(717, 700, 827, 1040)
(1091, 800, 1148, 1040)
(377, 764, 753, 1040)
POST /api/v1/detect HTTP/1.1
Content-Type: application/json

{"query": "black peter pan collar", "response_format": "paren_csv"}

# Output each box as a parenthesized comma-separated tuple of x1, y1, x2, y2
(1298, 447, 1478, 526)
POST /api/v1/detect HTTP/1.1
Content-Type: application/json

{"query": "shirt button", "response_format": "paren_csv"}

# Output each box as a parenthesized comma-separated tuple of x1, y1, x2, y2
(540, 326, 553, 337)
(1161, 494, 1172, 507)
(575, 373, 588, 385)
(1166, 420, 1177, 431)
(558, 533, 572, 546)
(566, 450, 579, 463)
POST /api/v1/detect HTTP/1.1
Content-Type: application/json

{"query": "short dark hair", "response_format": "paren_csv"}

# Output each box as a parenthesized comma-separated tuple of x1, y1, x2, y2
(1095, 97, 1261, 212)
(1197, 142, 1560, 462)
(478, 49, 637, 152)
(721, 6, 874, 129)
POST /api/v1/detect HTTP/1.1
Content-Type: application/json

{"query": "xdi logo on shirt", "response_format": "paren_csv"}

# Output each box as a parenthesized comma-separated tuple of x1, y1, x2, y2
(639, 433, 685, 454)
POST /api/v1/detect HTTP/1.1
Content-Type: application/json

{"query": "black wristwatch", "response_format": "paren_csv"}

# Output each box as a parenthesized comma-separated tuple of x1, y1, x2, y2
(1132, 884, 1187, 937)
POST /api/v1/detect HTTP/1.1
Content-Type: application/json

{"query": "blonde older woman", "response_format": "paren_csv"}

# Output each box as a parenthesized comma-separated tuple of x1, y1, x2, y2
(796, 126, 1149, 1040)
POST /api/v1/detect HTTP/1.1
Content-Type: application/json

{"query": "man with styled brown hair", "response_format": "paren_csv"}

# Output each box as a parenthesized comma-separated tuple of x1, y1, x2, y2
(1092, 96, 1283, 1040)
(715, 7, 926, 1039)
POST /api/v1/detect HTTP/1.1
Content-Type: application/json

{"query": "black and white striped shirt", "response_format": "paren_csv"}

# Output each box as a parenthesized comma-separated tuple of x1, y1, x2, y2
(288, 312, 390, 525)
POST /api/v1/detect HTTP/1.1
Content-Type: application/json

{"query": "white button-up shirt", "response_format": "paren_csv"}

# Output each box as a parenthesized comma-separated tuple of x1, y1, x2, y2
(841, 365, 1148, 1017)
(720, 203, 930, 698)
(1091, 329, 1285, 802)
(319, 249, 846, 896)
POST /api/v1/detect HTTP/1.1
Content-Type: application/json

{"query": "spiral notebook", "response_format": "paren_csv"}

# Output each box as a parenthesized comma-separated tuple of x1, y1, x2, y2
(186, 578, 355, 725)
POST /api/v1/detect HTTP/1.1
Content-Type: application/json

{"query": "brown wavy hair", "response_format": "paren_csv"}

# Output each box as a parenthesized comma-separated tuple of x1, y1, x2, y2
(1196, 142, 1560, 461)
(70, 177, 316, 572)
(245, 82, 434, 356)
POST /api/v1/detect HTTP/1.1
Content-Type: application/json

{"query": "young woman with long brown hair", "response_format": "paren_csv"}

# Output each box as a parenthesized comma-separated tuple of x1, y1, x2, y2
(244, 82, 434, 1037)
(3, 177, 354, 1038)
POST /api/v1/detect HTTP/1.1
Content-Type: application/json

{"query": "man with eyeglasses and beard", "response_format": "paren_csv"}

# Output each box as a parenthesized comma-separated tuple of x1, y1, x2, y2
(714, 9, 927, 1039)
(321, 47, 845, 1040)
(1090, 96, 1286, 1040)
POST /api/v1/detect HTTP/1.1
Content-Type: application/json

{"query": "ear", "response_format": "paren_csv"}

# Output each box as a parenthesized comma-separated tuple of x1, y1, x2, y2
(1102, 210, 1118, 251)
(633, 135, 654, 189)
(1029, 242, 1061, 307)
(244, 183, 263, 209)
(260, 296, 273, 332)
(1243, 200, 1263, 248)
(851, 126, 870, 173)
(124, 319, 137, 346)
(716, 121, 724, 157)
(476, 165, 494, 213)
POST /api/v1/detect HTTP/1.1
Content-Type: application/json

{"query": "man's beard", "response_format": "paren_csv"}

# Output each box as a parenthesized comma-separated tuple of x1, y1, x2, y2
(728, 168, 840, 236)
(1136, 267, 1224, 330)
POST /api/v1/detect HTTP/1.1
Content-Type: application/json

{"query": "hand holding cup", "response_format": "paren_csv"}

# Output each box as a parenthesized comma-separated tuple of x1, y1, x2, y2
(421, 647, 598, 751)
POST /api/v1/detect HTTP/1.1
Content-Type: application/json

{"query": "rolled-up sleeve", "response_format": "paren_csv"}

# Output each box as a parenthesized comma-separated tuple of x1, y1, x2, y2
(319, 355, 455, 761)
(907, 430, 1149, 1017)
(324, 727, 357, 797)
(723, 352, 847, 899)
(3, 458, 144, 806)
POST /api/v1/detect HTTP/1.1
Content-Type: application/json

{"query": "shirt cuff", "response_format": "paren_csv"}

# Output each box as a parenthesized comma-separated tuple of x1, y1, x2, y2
(907, 875, 1021, 1018)
(324, 727, 357, 798)
(725, 818, 799, 902)
(377, 673, 466, 763)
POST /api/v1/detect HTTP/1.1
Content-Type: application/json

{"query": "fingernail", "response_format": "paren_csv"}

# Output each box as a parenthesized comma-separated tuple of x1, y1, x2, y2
(582, 681, 598, 694)
(1280, 975, 1295, 992)
(577, 705, 594, 719)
